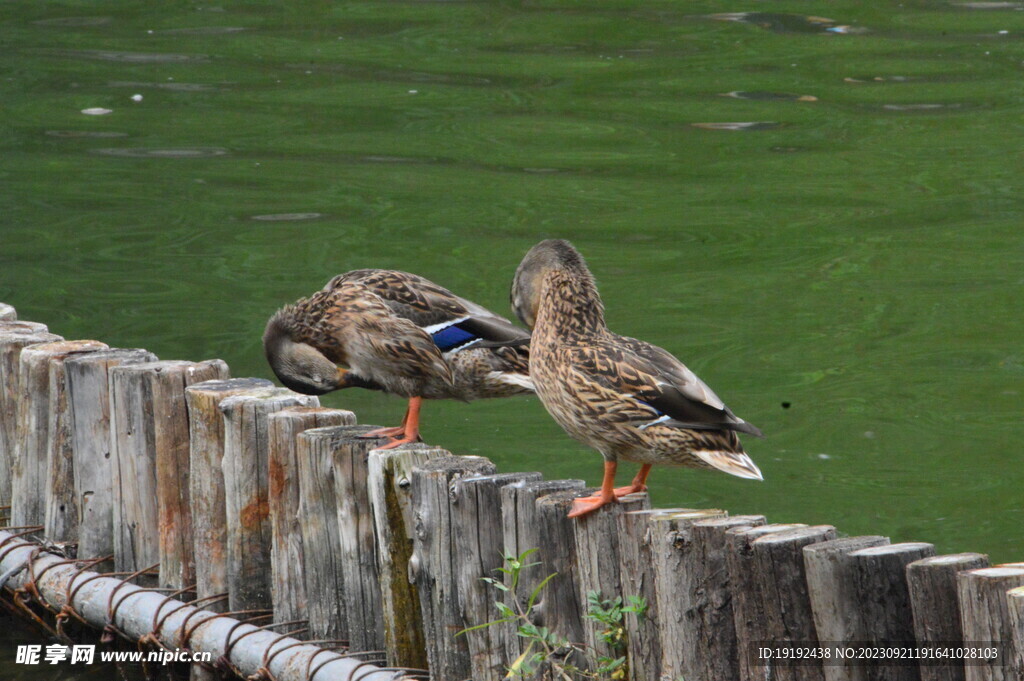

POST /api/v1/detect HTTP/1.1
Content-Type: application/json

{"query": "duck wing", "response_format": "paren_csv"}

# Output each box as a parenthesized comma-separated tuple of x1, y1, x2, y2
(572, 335, 762, 437)
(326, 269, 530, 352)
(323, 281, 454, 386)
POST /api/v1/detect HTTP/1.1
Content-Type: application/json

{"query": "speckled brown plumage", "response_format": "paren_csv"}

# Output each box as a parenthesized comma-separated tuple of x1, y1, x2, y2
(264, 269, 533, 447)
(511, 239, 762, 516)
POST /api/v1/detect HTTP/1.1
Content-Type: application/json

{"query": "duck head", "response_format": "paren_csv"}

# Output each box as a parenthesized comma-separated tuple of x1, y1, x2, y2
(511, 239, 596, 329)
(262, 313, 346, 396)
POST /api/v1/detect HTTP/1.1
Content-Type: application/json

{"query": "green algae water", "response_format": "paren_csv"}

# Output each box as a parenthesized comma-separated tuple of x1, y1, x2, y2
(2, 0, 1023, 669)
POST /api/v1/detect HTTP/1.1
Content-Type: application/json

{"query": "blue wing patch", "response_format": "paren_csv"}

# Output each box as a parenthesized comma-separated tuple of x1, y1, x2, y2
(431, 324, 478, 352)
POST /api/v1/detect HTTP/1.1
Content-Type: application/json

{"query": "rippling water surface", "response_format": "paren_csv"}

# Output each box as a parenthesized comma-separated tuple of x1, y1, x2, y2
(2, 0, 1023, 669)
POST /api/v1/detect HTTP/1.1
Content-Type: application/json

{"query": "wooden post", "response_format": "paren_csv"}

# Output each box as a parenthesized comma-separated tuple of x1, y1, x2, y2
(0, 327, 61, 510)
(267, 406, 355, 627)
(0, 304, 15, 321)
(297, 425, 385, 640)
(729, 524, 831, 679)
(957, 566, 1024, 681)
(411, 454, 496, 681)
(618, 507, 720, 681)
(1007, 586, 1024, 680)
(12, 340, 107, 533)
(803, 535, 892, 681)
(652, 513, 764, 681)
(499, 478, 586, 665)
(451, 471, 542, 681)
(907, 553, 990, 681)
(109, 360, 228, 586)
(532, 488, 592, 671)
(330, 426, 392, 652)
(573, 494, 651, 665)
(0, 328, 61, 512)
(219, 387, 319, 611)
(185, 378, 273, 611)
(65, 348, 158, 561)
(368, 444, 449, 669)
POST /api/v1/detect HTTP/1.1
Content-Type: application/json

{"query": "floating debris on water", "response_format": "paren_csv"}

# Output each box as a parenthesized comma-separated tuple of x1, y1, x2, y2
(81, 107, 113, 115)
(251, 213, 324, 222)
(721, 90, 818, 102)
(91, 147, 228, 158)
(705, 12, 867, 35)
(691, 121, 781, 131)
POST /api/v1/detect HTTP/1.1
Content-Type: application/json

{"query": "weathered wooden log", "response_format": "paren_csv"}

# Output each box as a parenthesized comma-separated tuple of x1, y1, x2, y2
(267, 406, 355, 627)
(907, 553, 990, 681)
(652, 512, 763, 681)
(1007, 586, 1024, 680)
(0, 328, 61, 510)
(834, 542, 936, 681)
(330, 426, 392, 652)
(368, 444, 449, 669)
(65, 348, 158, 561)
(804, 535, 892, 681)
(45, 342, 113, 542)
(13, 340, 107, 532)
(110, 360, 228, 586)
(729, 522, 831, 679)
(957, 565, 1024, 681)
(573, 494, 651, 664)
(185, 378, 273, 611)
(219, 387, 318, 611)
(411, 454, 497, 681)
(297, 425, 384, 640)
(530, 488, 594, 672)
(0, 303, 15, 321)
(623, 507, 718, 681)
(0, 529, 408, 681)
(499, 478, 586, 665)
(451, 471, 542, 681)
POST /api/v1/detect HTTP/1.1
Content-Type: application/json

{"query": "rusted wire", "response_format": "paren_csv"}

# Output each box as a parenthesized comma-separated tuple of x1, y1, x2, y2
(102, 562, 159, 644)
(55, 554, 113, 637)
(24, 553, 83, 616)
(137, 583, 197, 653)
(0, 527, 43, 564)
(209, 611, 274, 678)
(306, 648, 345, 681)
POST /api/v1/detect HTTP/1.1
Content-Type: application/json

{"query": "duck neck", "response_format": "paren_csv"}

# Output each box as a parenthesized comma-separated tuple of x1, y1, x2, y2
(535, 268, 607, 340)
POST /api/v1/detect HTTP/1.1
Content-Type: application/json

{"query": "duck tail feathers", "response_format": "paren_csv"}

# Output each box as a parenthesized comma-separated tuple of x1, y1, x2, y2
(693, 449, 764, 481)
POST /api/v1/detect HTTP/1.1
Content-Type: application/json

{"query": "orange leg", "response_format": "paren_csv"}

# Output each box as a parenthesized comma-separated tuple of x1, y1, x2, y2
(365, 396, 423, 450)
(568, 461, 618, 518)
(613, 463, 652, 498)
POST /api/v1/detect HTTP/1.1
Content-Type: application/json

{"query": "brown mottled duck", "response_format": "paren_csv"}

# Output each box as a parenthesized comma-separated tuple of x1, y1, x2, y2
(510, 240, 763, 517)
(264, 269, 533, 449)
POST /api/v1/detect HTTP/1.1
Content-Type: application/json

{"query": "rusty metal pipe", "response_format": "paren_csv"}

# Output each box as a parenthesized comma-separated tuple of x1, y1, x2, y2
(0, 529, 409, 681)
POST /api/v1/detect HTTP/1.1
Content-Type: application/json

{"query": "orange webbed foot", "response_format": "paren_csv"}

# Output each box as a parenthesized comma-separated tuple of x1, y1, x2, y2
(612, 483, 647, 498)
(567, 493, 616, 518)
(360, 425, 406, 439)
(372, 433, 423, 450)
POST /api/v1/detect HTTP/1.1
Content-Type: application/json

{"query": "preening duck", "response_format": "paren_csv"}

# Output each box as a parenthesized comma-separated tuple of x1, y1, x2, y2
(511, 240, 763, 518)
(264, 269, 533, 449)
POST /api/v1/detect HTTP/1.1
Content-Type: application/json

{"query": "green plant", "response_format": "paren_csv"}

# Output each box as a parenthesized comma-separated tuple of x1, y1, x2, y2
(459, 550, 647, 680)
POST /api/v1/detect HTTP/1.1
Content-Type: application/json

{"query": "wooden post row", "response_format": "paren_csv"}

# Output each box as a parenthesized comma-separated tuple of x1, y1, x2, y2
(186, 378, 275, 610)
(368, 444, 450, 669)
(66, 348, 158, 561)
(0, 323, 61, 511)
(219, 387, 319, 611)
(267, 406, 356, 627)
(110, 360, 228, 587)
(13, 340, 108, 534)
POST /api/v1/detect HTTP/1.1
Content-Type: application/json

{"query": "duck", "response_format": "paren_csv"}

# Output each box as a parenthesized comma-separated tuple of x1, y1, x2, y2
(510, 239, 763, 518)
(264, 269, 533, 449)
